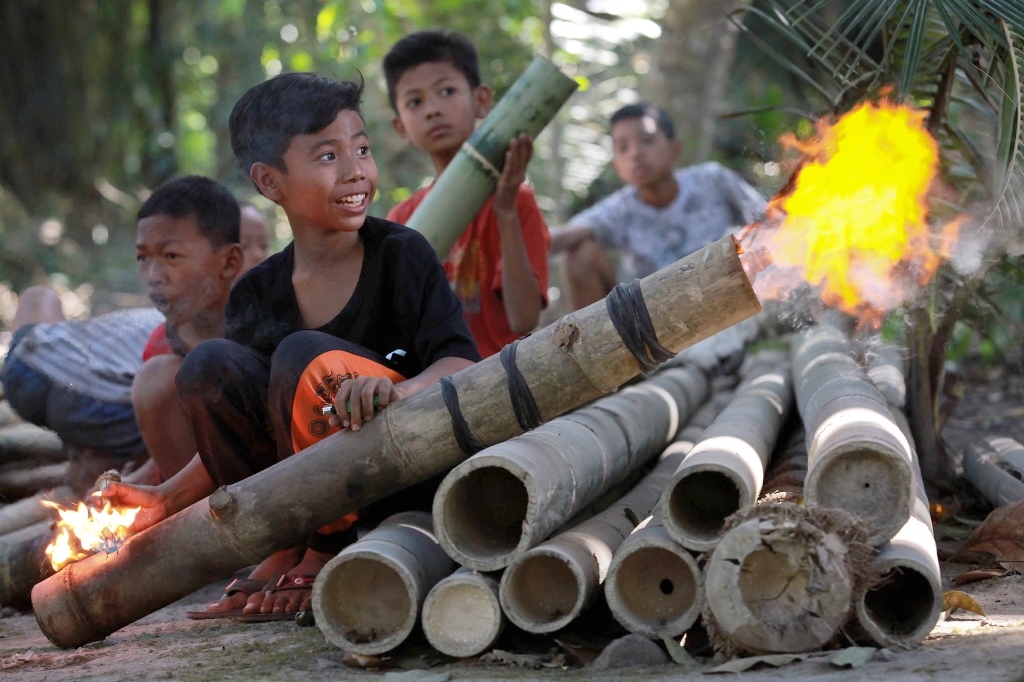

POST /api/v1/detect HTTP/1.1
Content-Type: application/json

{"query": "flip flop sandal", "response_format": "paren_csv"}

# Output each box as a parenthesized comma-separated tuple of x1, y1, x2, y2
(236, 574, 316, 623)
(185, 577, 271, 620)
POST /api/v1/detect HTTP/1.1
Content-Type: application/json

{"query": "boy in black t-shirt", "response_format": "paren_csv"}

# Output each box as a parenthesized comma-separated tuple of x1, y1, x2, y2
(103, 73, 480, 621)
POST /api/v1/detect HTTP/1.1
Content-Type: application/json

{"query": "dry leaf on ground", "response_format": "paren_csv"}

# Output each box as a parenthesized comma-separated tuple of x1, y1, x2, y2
(942, 590, 986, 617)
(957, 500, 1024, 570)
(953, 567, 1016, 585)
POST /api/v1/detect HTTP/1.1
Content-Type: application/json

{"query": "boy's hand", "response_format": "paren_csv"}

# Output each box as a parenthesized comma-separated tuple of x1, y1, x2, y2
(494, 134, 533, 219)
(100, 482, 170, 534)
(329, 377, 400, 432)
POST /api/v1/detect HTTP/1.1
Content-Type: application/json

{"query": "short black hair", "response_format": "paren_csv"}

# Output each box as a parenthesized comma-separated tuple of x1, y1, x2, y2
(610, 103, 676, 140)
(383, 29, 481, 113)
(137, 175, 240, 247)
(229, 72, 364, 187)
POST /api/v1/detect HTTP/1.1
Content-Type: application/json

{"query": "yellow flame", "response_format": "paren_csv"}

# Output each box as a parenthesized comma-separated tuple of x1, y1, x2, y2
(42, 495, 140, 571)
(742, 100, 960, 326)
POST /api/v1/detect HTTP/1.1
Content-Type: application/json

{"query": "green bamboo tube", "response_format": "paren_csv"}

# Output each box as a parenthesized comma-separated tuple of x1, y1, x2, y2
(32, 236, 760, 649)
(405, 56, 578, 257)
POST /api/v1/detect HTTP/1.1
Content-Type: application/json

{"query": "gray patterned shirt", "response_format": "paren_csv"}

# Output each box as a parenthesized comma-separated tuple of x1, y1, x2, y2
(570, 162, 766, 279)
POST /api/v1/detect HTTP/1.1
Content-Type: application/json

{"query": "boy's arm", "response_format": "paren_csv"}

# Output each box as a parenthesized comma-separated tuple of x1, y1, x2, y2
(550, 225, 594, 253)
(494, 134, 545, 334)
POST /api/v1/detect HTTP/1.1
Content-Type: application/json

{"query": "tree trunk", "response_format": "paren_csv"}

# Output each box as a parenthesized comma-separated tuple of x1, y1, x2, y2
(644, 0, 754, 164)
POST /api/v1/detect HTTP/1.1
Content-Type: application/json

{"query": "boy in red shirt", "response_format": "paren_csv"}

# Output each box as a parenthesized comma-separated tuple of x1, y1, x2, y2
(384, 29, 550, 358)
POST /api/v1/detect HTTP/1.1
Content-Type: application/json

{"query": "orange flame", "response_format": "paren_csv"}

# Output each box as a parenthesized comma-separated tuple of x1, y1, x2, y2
(42, 494, 139, 571)
(741, 100, 961, 327)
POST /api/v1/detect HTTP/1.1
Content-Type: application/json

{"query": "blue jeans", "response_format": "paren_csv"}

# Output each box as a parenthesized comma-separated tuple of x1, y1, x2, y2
(1, 325, 145, 460)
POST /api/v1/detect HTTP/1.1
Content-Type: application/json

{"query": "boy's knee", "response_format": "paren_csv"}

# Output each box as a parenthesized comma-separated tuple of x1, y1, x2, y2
(133, 355, 183, 408)
(176, 338, 237, 395)
(565, 238, 609, 279)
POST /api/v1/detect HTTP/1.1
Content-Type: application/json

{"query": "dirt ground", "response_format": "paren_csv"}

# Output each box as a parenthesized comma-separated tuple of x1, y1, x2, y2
(2, 367, 1024, 682)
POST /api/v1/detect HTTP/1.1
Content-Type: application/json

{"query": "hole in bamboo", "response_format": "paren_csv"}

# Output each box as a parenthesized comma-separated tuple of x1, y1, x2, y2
(812, 449, 902, 532)
(614, 548, 696, 626)
(668, 471, 741, 542)
(442, 467, 528, 562)
(504, 554, 577, 625)
(863, 566, 935, 637)
(317, 557, 410, 644)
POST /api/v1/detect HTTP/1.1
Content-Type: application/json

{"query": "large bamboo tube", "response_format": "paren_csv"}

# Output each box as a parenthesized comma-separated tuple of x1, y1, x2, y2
(703, 503, 870, 655)
(853, 397, 942, 649)
(659, 359, 793, 551)
(497, 402, 708, 634)
(433, 365, 708, 571)
(600, 394, 729, 639)
(406, 56, 578, 257)
(421, 567, 504, 658)
(791, 325, 914, 545)
(963, 436, 1024, 507)
(32, 235, 759, 649)
(0, 521, 55, 608)
(0, 486, 76, 536)
(312, 511, 455, 655)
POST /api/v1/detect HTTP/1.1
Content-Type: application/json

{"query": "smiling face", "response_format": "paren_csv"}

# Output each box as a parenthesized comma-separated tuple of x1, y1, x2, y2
(391, 61, 491, 167)
(255, 109, 378, 234)
(610, 114, 681, 189)
(135, 213, 236, 326)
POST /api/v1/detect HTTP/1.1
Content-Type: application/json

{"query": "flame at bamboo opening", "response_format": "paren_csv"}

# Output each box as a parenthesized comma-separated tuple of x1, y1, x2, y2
(41, 495, 139, 571)
(740, 100, 961, 327)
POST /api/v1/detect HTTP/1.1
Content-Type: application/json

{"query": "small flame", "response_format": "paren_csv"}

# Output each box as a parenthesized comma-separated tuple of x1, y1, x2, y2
(741, 100, 961, 327)
(42, 494, 140, 571)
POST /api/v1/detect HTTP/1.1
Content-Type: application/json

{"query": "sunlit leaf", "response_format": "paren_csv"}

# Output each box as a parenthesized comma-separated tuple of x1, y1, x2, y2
(942, 590, 986, 616)
(828, 647, 877, 668)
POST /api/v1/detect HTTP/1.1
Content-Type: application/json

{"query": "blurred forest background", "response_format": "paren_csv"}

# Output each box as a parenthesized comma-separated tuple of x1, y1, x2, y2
(0, 0, 812, 314)
(0, 0, 1022, 478)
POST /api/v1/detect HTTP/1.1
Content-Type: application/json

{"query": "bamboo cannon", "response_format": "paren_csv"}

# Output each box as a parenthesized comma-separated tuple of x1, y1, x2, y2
(421, 567, 504, 658)
(0, 520, 55, 608)
(791, 325, 914, 545)
(659, 357, 793, 551)
(32, 235, 760, 649)
(0, 462, 68, 501)
(406, 56, 578, 257)
(962, 436, 1024, 507)
(433, 365, 708, 571)
(312, 511, 455, 655)
(601, 394, 729, 639)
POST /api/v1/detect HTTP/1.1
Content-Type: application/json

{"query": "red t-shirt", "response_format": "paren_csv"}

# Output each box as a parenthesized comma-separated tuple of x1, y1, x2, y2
(387, 184, 550, 359)
(141, 322, 174, 361)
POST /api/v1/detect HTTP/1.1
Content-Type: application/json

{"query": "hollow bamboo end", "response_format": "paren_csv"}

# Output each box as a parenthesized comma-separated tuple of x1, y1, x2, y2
(422, 574, 504, 658)
(662, 462, 748, 552)
(433, 458, 532, 571)
(605, 534, 702, 638)
(855, 557, 942, 648)
(499, 548, 586, 634)
(312, 551, 417, 655)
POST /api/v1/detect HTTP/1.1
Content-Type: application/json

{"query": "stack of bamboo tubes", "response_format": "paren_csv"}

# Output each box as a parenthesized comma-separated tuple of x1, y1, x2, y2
(310, 324, 943, 662)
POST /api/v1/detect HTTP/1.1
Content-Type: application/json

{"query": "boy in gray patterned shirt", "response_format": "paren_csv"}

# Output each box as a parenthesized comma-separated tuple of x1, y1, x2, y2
(551, 103, 766, 310)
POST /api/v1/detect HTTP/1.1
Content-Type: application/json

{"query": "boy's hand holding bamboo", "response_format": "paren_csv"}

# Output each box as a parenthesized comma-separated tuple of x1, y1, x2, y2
(327, 376, 399, 432)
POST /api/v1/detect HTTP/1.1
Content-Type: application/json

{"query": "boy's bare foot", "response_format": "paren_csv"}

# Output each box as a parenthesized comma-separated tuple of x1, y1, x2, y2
(242, 547, 334, 617)
(190, 545, 303, 617)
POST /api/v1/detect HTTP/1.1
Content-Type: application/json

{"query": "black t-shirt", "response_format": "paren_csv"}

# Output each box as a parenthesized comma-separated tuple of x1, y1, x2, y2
(225, 216, 481, 378)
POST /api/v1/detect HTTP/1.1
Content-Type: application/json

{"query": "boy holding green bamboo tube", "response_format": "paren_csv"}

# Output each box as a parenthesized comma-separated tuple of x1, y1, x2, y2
(384, 29, 551, 359)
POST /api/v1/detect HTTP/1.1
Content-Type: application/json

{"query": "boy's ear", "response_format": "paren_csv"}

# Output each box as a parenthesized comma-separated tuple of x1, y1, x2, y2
(222, 244, 245, 282)
(392, 115, 409, 142)
(250, 162, 283, 201)
(473, 85, 494, 120)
